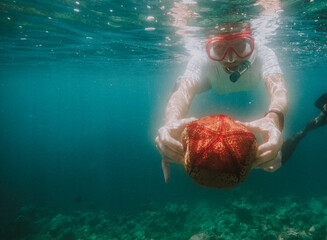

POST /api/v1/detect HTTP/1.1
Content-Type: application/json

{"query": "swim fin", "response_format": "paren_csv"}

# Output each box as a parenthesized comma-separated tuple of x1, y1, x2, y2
(314, 92, 327, 111)
(281, 130, 306, 165)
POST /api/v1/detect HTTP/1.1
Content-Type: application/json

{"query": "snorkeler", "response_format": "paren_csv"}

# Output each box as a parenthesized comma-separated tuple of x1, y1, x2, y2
(281, 93, 327, 164)
(155, 18, 288, 182)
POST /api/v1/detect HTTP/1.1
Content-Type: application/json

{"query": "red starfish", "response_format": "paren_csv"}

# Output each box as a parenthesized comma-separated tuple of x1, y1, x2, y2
(182, 115, 257, 189)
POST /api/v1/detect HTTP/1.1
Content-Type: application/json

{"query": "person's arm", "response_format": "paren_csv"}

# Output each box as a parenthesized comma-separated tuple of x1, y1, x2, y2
(264, 73, 288, 130)
(168, 2, 198, 35)
(155, 76, 199, 182)
(255, 0, 282, 15)
(165, 77, 198, 124)
(238, 41, 288, 171)
(240, 73, 288, 172)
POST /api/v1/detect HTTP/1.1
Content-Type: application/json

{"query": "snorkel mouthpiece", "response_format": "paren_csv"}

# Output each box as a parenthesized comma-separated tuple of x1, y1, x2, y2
(230, 60, 251, 83)
(230, 72, 241, 83)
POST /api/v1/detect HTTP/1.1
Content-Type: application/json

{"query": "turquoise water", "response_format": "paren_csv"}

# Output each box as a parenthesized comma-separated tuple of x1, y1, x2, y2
(1, 0, 327, 239)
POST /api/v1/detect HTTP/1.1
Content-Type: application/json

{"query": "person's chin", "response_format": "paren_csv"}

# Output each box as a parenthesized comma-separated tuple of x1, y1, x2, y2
(224, 60, 246, 69)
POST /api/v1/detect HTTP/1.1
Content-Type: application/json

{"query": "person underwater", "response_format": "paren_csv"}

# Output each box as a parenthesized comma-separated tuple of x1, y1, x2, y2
(156, 22, 288, 182)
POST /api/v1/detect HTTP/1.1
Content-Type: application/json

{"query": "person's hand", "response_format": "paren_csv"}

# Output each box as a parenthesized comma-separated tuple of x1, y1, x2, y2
(237, 117, 282, 172)
(155, 117, 197, 182)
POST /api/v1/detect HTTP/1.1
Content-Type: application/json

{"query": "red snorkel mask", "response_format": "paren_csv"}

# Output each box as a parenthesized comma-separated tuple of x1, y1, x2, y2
(206, 27, 255, 62)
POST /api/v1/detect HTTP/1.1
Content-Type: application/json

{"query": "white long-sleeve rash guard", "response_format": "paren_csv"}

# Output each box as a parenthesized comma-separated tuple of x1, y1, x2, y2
(181, 44, 283, 94)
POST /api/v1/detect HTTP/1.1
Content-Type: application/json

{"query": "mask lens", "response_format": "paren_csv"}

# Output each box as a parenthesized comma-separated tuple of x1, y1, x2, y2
(229, 37, 253, 57)
(207, 40, 228, 61)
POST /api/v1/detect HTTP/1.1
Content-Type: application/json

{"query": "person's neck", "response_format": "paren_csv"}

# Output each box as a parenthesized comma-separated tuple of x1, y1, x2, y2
(223, 65, 241, 74)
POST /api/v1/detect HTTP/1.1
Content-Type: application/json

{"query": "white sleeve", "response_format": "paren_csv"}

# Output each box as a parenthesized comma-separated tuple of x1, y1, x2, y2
(181, 54, 211, 93)
(258, 45, 283, 79)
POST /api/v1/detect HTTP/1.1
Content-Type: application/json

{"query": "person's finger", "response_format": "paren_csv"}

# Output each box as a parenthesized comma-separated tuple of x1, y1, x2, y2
(165, 155, 184, 165)
(173, 117, 197, 135)
(156, 134, 182, 159)
(157, 132, 183, 156)
(257, 142, 273, 157)
(259, 161, 279, 172)
(256, 158, 275, 169)
(257, 139, 280, 157)
(253, 149, 276, 168)
(236, 120, 262, 133)
(161, 158, 170, 183)
(161, 153, 186, 182)
(157, 140, 184, 163)
(157, 138, 183, 169)
(263, 152, 282, 172)
(163, 137, 183, 154)
(178, 117, 197, 127)
(262, 158, 281, 172)
(155, 136, 160, 146)
(235, 120, 248, 127)
(264, 163, 281, 172)
(254, 150, 281, 170)
(158, 117, 197, 152)
(159, 129, 184, 154)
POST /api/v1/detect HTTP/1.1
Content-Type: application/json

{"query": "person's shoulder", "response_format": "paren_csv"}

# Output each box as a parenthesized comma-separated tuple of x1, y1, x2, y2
(256, 44, 278, 63)
(256, 43, 275, 55)
(187, 52, 216, 69)
(188, 52, 209, 63)
(255, 44, 283, 77)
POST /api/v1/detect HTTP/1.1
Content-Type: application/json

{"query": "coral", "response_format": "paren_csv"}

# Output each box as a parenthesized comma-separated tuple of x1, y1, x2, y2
(3, 195, 327, 240)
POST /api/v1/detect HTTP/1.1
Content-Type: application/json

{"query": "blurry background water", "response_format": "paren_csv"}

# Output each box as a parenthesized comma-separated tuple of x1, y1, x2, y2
(0, 0, 327, 238)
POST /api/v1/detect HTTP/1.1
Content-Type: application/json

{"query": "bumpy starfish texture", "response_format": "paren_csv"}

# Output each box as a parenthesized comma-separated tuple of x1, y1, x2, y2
(182, 115, 257, 189)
